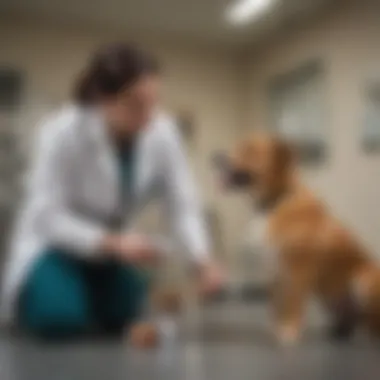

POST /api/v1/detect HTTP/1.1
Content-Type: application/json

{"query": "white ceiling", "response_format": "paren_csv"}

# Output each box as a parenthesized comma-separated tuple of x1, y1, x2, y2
(0, 0, 334, 48)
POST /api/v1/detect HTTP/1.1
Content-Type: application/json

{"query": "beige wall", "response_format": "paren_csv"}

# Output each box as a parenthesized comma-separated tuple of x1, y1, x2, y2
(242, 1, 380, 256)
(0, 17, 248, 264)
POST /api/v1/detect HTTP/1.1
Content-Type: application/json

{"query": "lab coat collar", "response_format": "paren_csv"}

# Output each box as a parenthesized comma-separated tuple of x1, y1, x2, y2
(83, 106, 155, 203)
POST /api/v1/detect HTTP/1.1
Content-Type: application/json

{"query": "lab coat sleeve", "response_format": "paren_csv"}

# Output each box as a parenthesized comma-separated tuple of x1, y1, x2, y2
(27, 120, 106, 256)
(160, 120, 210, 264)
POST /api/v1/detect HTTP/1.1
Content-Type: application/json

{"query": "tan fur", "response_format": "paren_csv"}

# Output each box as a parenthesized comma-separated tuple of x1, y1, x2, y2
(227, 133, 380, 344)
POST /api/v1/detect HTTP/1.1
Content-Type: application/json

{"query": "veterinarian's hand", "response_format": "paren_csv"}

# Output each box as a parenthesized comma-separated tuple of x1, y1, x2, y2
(102, 234, 160, 265)
(197, 260, 225, 296)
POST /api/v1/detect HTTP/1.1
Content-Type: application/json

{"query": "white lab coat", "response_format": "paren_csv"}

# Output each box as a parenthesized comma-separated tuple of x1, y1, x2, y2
(1, 105, 209, 322)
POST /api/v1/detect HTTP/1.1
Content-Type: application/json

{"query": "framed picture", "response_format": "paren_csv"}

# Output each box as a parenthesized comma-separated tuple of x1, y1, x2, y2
(362, 82, 380, 153)
(267, 60, 327, 165)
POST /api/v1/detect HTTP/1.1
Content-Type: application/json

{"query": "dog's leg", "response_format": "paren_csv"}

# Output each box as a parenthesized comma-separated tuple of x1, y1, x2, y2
(352, 267, 380, 339)
(327, 291, 359, 341)
(273, 267, 314, 346)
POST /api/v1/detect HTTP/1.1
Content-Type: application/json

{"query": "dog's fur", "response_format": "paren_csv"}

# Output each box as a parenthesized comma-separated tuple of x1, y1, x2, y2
(216, 132, 380, 345)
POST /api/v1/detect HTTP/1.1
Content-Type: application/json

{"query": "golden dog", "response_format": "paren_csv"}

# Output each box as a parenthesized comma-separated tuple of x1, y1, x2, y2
(214, 132, 380, 345)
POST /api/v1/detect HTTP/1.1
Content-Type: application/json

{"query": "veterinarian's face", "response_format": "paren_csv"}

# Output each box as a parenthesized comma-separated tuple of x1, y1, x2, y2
(101, 74, 160, 135)
(213, 134, 293, 197)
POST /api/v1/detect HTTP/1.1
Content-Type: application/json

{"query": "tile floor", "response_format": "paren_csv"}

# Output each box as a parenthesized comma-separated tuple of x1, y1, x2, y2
(0, 303, 379, 380)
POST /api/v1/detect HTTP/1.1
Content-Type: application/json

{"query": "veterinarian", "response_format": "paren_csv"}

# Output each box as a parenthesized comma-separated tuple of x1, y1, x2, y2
(1, 43, 223, 339)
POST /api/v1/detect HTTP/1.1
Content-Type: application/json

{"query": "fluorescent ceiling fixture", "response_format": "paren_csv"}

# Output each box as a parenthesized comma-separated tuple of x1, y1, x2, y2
(226, 0, 275, 25)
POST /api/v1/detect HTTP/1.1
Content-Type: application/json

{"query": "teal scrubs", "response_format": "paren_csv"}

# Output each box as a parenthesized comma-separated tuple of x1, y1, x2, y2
(18, 140, 149, 339)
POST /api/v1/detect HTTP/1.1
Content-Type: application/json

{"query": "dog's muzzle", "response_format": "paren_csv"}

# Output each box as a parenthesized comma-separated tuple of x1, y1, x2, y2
(211, 152, 254, 188)
(228, 171, 253, 187)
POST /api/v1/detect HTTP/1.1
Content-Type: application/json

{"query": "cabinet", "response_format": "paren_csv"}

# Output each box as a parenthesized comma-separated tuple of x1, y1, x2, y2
(0, 69, 25, 259)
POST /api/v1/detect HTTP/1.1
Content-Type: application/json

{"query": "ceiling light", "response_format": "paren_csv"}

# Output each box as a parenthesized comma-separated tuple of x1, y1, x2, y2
(226, 0, 275, 25)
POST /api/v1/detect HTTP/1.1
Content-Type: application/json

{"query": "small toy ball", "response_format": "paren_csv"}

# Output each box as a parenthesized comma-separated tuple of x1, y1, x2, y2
(129, 322, 159, 349)
(151, 288, 182, 314)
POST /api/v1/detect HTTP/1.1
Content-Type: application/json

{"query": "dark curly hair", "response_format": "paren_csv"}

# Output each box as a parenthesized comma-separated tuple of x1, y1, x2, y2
(74, 43, 160, 104)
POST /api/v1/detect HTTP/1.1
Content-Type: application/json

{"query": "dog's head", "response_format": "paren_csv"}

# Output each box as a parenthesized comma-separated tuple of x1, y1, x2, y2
(213, 133, 295, 205)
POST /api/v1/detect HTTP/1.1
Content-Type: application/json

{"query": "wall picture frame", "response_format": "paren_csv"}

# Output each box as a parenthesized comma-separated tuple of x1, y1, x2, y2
(362, 82, 380, 153)
(267, 60, 327, 166)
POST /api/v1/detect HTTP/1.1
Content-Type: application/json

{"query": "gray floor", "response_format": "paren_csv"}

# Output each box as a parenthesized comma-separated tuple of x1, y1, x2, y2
(1, 304, 380, 380)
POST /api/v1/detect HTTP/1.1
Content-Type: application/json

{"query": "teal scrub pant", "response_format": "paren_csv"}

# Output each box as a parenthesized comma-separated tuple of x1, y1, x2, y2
(17, 248, 149, 339)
